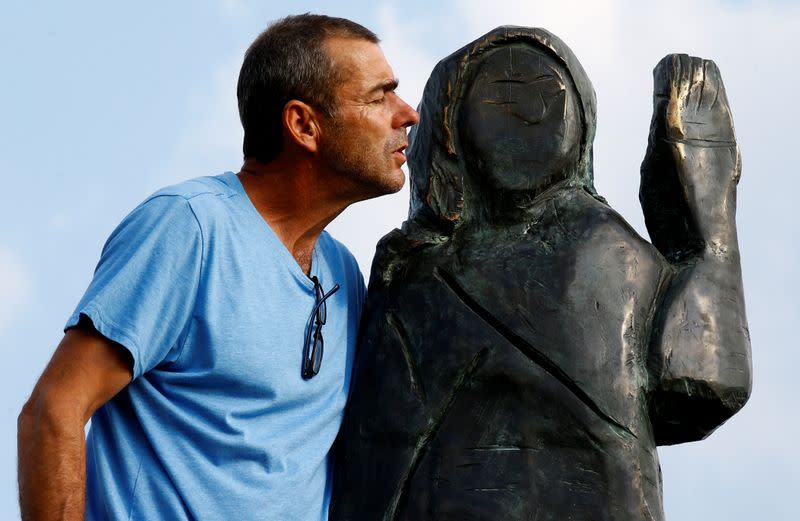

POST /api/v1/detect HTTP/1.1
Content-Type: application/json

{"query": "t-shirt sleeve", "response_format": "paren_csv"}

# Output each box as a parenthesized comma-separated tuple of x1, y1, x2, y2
(65, 195, 203, 379)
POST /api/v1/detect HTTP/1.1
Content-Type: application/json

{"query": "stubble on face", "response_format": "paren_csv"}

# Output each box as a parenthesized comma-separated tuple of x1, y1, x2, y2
(319, 108, 406, 198)
(316, 37, 411, 200)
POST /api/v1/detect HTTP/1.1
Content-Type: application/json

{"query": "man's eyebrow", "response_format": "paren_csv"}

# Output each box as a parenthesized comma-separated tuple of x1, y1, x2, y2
(368, 78, 399, 95)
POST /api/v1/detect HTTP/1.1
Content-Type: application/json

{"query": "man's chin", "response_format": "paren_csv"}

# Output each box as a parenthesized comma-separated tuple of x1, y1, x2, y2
(341, 165, 406, 202)
(361, 168, 405, 198)
(383, 168, 406, 194)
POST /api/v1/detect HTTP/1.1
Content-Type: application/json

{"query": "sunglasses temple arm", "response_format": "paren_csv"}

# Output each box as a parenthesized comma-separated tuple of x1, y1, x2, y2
(322, 283, 340, 301)
(311, 284, 341, 317)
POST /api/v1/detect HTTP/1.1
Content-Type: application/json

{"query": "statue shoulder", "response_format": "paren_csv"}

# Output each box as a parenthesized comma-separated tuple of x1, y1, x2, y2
(570, 188, 665, 261)
(369, 224, 446, 289)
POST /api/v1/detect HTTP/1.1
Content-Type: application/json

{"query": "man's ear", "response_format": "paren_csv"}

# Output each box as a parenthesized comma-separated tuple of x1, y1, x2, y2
(283, 100, 322, 154)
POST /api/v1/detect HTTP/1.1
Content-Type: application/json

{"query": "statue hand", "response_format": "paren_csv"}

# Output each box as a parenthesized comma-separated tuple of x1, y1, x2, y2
(657, 54, 738, 147)
(640, 54, 741, 261)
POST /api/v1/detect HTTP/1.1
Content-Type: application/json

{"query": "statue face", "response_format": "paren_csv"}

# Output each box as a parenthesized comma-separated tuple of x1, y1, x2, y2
(459, 45, 583, 192)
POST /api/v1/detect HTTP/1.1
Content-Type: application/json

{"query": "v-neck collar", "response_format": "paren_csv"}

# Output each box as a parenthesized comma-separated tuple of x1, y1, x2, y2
(221, 171, 321, 291)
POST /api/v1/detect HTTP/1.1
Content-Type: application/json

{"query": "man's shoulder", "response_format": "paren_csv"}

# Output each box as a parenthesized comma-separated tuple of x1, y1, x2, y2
(135, 173, 242, 227)
(103, 174, 240, 249)
(146, 173, 235, 204)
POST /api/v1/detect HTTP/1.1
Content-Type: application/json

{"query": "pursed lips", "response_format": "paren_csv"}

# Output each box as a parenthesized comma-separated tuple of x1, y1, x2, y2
(393, 144, 408, 163)
(387, 129, 409, 163)
(390, 135, 409, 161)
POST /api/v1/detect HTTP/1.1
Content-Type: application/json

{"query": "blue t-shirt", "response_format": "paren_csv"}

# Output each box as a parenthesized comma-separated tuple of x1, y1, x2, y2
(65, 172, 365, 520)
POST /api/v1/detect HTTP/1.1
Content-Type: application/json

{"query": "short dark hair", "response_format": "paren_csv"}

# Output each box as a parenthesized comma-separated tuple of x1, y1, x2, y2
(237, 13, 379, 163)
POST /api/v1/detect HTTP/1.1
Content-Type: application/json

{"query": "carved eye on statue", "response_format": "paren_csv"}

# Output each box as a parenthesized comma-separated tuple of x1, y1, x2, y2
(480, 75, 567, 127)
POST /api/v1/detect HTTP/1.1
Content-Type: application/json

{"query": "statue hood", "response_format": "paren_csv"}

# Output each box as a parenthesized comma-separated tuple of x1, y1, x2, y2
(406, 26, 598, 234)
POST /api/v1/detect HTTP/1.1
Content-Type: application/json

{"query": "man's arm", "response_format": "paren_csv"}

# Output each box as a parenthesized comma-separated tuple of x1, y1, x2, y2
(18, 319, 133, 521)
(640, 54, 752, 445)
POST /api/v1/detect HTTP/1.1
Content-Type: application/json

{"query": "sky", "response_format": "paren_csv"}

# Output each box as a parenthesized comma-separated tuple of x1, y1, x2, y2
(1, 0, 798, 519)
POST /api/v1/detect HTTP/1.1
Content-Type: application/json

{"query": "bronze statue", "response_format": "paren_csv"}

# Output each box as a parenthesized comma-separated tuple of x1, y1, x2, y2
(331, 26, 751, 520)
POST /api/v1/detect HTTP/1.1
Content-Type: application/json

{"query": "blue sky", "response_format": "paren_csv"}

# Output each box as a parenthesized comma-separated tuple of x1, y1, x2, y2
(2, 0, 798, 519)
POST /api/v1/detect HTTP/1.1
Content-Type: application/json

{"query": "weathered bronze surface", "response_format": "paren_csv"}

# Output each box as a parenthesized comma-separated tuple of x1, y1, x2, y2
(331, 26, 751, 520)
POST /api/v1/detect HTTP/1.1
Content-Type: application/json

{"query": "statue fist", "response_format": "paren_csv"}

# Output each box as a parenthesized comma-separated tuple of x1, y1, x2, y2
(654, 54, 737, 146)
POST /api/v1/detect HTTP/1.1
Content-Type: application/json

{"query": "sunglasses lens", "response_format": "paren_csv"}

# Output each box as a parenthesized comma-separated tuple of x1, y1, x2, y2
(311, 333, 324, 374)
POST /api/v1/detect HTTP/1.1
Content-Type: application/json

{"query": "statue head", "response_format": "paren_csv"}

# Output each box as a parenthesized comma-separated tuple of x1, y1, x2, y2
(459, 45, 583, 194)
(407, 26, 598, 231)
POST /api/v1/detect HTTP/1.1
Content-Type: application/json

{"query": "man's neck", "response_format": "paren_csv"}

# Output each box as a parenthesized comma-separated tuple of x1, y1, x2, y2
(237, 157, 351, 276)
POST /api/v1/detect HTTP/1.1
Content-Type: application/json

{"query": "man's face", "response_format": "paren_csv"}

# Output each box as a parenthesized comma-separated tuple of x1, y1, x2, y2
(319, 37, 419, 199)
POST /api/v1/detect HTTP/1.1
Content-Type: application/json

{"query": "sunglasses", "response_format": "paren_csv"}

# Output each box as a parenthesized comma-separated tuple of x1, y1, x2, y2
(302, 276, 340, 379)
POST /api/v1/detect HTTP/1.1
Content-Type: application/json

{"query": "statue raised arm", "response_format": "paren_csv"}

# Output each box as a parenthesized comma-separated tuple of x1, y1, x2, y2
(641, 53, 751, 444)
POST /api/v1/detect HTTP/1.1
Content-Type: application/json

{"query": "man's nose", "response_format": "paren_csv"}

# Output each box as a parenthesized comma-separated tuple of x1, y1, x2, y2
(395, 96, 420, 128)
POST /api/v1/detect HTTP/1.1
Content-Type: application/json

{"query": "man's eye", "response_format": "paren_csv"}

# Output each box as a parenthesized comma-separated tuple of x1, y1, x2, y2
(371, 96, 386, 104)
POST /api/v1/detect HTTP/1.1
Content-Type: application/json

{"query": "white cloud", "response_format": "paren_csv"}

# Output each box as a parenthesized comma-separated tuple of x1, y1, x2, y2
(0, 247, 32, 333)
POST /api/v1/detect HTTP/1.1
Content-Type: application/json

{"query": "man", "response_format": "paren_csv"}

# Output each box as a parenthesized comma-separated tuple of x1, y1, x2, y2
(17, 13, 418, 521)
